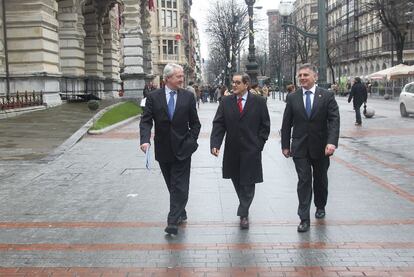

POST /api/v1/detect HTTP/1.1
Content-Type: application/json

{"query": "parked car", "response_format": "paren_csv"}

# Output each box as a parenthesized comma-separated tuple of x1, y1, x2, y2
(399, 81, 414, 117)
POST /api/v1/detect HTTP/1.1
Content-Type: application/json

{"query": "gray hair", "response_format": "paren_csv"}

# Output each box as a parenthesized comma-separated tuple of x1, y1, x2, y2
(163, 63, 183, 80)
(233, 72, 251, 85)
(298, 63, 318, 73)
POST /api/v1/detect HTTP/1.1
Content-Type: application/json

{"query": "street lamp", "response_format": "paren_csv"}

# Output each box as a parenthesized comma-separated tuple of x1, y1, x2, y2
(245, 0, 260, 85)
(279, 0, 328, 87)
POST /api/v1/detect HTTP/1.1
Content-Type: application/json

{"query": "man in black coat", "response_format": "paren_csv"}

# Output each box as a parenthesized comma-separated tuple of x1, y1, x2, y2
(281, 63, 340, 233)
(210, 73, 270, 229)
(140, 63, 201, 235)
(348, 77, 368, 126)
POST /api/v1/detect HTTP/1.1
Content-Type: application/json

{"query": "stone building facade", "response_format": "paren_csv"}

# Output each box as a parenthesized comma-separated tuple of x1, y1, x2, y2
(150, 0, 201, 87)
(0, 0, 153, 106)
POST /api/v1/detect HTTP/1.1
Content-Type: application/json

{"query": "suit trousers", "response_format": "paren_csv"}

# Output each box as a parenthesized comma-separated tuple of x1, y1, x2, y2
(231, 177, 255, 217)
(159, 157, 191, 224)
(354, 103, 362, 124)
(293, 155, 330, 220)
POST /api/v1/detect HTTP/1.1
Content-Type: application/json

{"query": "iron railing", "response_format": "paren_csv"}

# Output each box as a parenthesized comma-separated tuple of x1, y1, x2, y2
(0, 91, 43, 110)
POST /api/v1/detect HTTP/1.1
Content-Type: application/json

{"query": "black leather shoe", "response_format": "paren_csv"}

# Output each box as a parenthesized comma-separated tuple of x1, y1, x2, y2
(164, 224, 178, 235)
(240, 217, 249, 230)
(315, 209, 326, 219)
(297, 220, 310, 233)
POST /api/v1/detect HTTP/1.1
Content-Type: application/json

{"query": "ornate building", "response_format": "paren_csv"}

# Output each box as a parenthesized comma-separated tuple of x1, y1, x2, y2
(326, 0, 414, 83)
(150, 0, 201, 87)
(0, 0, 153, 106)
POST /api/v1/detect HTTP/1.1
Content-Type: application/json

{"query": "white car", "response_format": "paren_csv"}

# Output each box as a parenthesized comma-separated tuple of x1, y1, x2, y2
(399, 81, 414, 117)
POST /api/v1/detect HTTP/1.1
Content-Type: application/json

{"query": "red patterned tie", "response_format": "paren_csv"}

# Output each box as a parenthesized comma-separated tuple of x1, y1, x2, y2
(237, 97, 243, 113)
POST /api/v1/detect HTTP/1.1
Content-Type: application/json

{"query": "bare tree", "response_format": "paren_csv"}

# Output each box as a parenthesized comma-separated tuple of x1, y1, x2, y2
(365, 0, 414, 64)
(205, 0, 249, 86)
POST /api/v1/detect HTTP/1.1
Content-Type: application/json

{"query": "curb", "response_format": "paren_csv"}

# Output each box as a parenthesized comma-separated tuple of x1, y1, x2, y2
(87, 115, 140, 135)
(43, 102, 125, 162)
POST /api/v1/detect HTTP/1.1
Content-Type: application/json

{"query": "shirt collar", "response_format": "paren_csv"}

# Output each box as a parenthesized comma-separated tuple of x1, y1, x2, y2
(238, 91, 248, 100)
(165, 85, 177, 96)
(302, 85, 316, 95)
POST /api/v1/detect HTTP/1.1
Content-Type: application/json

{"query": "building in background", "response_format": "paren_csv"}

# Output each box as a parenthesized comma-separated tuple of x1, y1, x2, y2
(150, 0, 202, 87)
(326, 0, 414, 83)
(0, 0, 154, 107)
(270, 0, 414, 89)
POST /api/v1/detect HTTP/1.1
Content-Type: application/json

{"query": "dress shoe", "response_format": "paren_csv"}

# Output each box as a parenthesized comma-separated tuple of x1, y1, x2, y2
(315, 208, 326, 219)
(240, 217, 249, 229)
(297, 220, 310, 233)
(164, 224, 178, 235)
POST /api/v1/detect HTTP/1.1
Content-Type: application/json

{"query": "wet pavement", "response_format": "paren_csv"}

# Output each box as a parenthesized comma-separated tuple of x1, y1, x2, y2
(0, 96, 413, 276)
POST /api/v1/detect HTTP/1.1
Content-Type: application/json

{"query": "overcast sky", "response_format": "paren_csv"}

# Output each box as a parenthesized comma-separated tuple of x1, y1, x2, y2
(190, 0, 281, 60)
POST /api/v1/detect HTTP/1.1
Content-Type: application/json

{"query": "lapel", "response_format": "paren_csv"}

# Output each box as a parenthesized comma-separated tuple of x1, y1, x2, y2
(240, 91, 253, 119)
(295, 90, 308, 119)
(232, 94, 240, 118)
(158, 88, 169, 118)
(310, 87, 323, 119)
(173, 88, 184, 120)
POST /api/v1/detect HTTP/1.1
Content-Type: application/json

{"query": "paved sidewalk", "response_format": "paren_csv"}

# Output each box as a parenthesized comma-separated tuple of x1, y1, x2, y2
(0, 97, 414, 276)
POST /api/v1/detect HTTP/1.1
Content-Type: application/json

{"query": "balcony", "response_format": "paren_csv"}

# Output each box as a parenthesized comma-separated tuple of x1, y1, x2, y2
(355, 22, 382, 37)
(161, 26, 179, 33)
(162, 54, 179, 61)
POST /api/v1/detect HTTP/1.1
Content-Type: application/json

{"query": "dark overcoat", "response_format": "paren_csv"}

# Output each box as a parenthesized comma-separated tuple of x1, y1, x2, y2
(348, 82, 368, 108)
(210, 92, 270, 185)
(140, 88, 201, 162)
(281, 87, 340, 159)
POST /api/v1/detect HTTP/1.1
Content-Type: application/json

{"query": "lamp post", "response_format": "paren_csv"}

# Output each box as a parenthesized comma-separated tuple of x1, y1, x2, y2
(245, 0, 260, 85)
(279, 0, 328, 87)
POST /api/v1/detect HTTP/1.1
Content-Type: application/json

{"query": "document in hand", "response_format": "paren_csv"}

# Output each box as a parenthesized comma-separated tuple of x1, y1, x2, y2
(145, 145, 151, 169)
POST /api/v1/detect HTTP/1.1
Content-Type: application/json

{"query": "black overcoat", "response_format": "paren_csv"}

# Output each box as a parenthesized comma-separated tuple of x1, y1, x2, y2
(348, 82, 368, 108)
(210, 92, 270, 185)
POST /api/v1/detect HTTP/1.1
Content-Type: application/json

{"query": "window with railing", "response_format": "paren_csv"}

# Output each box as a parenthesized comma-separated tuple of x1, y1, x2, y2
(160, 0, 178, 33)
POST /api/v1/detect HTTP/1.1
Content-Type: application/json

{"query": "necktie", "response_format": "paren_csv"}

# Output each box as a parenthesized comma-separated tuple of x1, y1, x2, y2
(305, 91, 312, 118)
(168, 91, 176, 120)
(237, 97, 243, 113)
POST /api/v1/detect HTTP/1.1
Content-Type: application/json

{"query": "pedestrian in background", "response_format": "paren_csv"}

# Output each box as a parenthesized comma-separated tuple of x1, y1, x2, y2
(139, 63, 201, 235)
(286, 84, 296, 94)
(210, 72, 270, 230)
(281, 63, 340, 233)
(348, 77, 367, 126)
(186, 81, 197, 101)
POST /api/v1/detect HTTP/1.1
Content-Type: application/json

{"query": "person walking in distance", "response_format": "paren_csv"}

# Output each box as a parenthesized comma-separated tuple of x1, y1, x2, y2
(281, 63, 340, 233)
(139, 63, 201, 235)
(348, 77, 367, 126)
(210, 72, 270, 229)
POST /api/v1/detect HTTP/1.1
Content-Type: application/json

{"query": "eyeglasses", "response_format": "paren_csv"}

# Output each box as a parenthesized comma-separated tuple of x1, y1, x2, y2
(232, 81, 243, 85)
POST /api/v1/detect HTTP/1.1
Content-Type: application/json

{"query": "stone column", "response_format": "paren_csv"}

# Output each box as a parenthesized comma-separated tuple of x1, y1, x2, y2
(83, 0, 104, 98)
(102, 5, 122, 98)
(0, 3, 5, 94)
(5, 0, 62, 106)
(57, 0, 87, 96)
(121, 0, 145, 99)
(140, 0, 153, 81)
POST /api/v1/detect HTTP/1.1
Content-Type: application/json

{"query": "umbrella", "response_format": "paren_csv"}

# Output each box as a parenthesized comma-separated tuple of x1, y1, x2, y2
(368, 64, 411, 80)
(388, 65, 414, 79)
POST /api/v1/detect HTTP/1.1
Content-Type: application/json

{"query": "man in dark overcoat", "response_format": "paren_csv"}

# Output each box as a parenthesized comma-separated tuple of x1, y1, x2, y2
(210, 72, 270, 229)
(348, 76, 368, 126)
(281, 63, 340, 233)
(140, 63, 201, 235)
